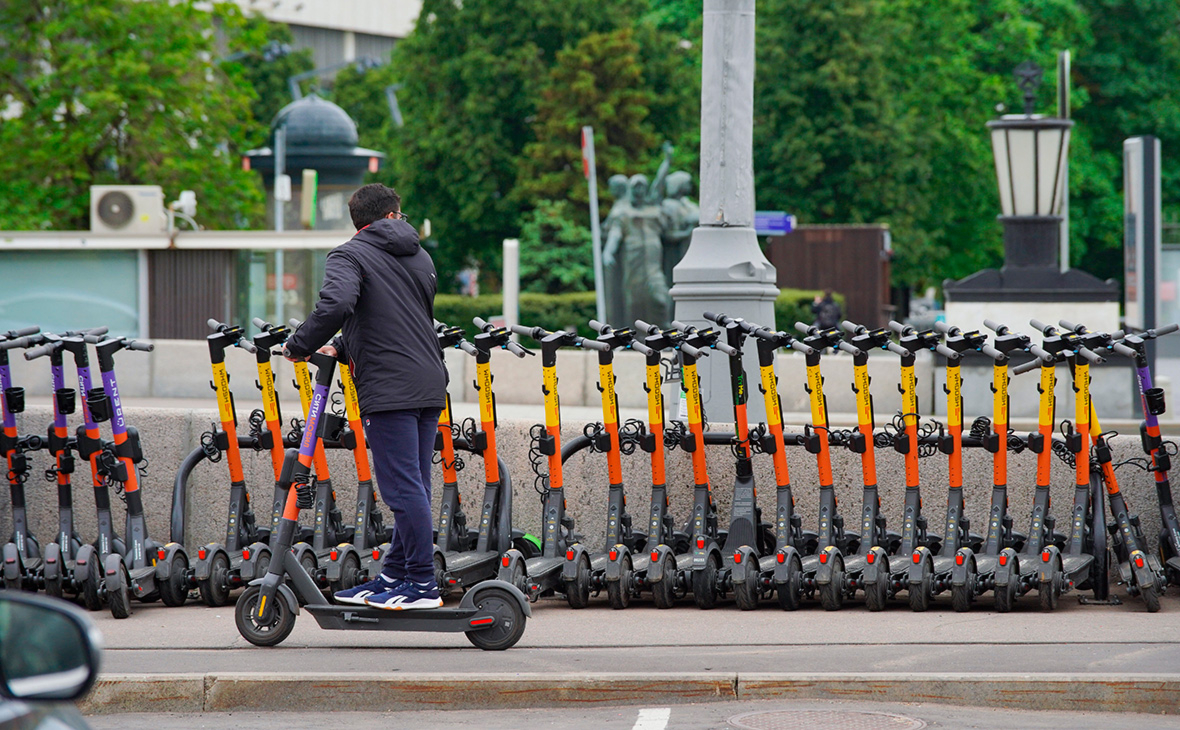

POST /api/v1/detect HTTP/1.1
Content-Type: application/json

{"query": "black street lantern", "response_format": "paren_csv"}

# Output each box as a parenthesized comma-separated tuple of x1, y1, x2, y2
(943, 62, 1117, 303)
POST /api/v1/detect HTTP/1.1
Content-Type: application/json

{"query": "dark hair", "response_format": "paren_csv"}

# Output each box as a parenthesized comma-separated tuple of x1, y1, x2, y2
(348, 183, 401, 229)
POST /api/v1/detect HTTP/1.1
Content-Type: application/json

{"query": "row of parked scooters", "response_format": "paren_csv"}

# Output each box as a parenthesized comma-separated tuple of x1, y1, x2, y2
(3, 313, 1176, 636)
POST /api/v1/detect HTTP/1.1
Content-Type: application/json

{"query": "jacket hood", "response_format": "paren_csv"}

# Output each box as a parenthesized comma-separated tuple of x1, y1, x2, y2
(353, 217, 420, 256)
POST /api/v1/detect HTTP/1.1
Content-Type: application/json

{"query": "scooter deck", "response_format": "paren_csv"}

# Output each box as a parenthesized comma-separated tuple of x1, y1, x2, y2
(305, 603, 493, 633)
(1062, 553, 1095, 580)
(444, 549, 500, 577)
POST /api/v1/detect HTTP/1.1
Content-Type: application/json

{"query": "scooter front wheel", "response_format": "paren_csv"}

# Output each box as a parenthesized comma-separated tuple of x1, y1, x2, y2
(1141, 582, 1161, 613)
(565, 554, 591, 609)
(235, 585, 296, 647)
(80, 559, 103, 611)
(1038, 561, 1062, 612)
(818, 554, 845, 611)
(607, 553, 632, 610)
(951, 561, 976, 613)
(466, 587, 527, 651)
(908, 559, 932, 612)
(775, 554, 802, 611)
(109, 563, 133, 619)
(198, 552, 231, 607)
(159, 554, 189, 607)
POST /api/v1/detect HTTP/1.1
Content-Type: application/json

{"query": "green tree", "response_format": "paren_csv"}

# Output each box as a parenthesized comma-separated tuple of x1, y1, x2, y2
(222, 18, 315, 149)
(0, 0, 268, 230)
(518, 200, 594, 293)
(516, 29, 658, 216)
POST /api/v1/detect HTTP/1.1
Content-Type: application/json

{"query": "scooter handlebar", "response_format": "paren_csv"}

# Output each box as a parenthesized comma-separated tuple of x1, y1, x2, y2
(935, 344, 958, 360)
(234, 339, 258, 354)
(72, 326, 108, 337)
(702, 311, 722, 324)
(207, 318, 226, 332)
(125, 339, 154, 352)
(504, 340, 531, 357)
(473, 316, 489, 331)
(670, 320, 691, 332)
(1012, 358, 1042, 375)
(1029, 318, 1052, 334)
(712, 341, 739, 356)
(1058, 319, 1083, 333)
(588, 319, 608, 334)
(510, 324, 539, 339)
(980, 344, 1004, 361)
(983, 318, 1005, 333)
(634, 319, 658, 334)
(629, 340, 654, 356)
(1077, 345, 1104, 364)
(794, 321, 812, 335)
(579, 338, 612, 352)
(933, 321, 951, 334)
(0, 337, 32, 351)
(1112, 342, 1138, 358)
(840, 320, 864, 335)
(680, 342, 706, 359)
(1028, 345, 1052, 361)
(791, 340, 816, 355)
(288, 318, 302, 329)
(23, 342, 57, 360)
(885, 341, 909, 357)
(887, 320, 909, 335)
(836, 341, 861, 356)
(252, 317, 272, 330)
(3, 326, 40, 339)
(1156, 323, 1180, 337)
(458, 341, 478, 356)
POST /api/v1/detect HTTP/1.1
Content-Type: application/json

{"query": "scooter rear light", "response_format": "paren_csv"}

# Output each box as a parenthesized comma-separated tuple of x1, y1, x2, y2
(372, 549, 380, 561)
(998, 554, 1008, 566)
(955, 554, 964, 566)
(47, 557, 56, 564)
(565, 549, 575, 561)
(242, 548, 251, 561)
(776, 552, 785, 564)
(866, 552, 875, 564)
(157, 548, 166, 561)
(1041, 550, 1051, 563)
(330, 550, 339, 561)
(912, 552, 921, 565)
(502, 556, 511, 568)
(609, 549, 618, 561)
(734, 551, 742, 564)
(651, 550, 659, 562)
(198, 549, 206, 561)
(819, 552, 828, 565)
(1135, 555, 1145, 569)
(696, 537, 705, 549)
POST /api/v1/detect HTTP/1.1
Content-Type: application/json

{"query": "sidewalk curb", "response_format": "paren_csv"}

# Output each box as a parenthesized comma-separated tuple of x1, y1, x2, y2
(80, 672, 1180, 716)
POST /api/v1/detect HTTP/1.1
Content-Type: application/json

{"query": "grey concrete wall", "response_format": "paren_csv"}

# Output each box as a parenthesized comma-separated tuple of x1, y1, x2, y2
(0, 405, 1171, 564)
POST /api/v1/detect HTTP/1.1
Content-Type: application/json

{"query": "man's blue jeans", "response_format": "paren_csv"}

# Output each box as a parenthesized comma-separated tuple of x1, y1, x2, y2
(363, 408, 442, 584)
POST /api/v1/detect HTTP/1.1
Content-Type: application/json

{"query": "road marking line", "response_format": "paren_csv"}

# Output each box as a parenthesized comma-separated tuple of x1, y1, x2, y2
(633, 707, 671, 730)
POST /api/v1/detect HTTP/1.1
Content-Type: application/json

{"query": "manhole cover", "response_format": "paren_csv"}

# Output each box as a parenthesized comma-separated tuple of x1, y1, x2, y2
(729, 709, 927, 730)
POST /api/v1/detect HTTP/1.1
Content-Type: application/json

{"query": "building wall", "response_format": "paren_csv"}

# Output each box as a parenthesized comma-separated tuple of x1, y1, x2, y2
(229, 0, 420, 38)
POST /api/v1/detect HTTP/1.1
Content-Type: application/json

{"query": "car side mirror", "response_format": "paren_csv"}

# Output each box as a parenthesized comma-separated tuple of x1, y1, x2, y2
(0, 593, 102, 700)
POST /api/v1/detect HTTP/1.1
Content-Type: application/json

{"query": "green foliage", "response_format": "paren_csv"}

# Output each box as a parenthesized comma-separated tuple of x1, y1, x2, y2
(225, 19, 315, 149)
(434, 292, 599, 339)
(518, 201, 595, 294)
(0, 0, 269, 230)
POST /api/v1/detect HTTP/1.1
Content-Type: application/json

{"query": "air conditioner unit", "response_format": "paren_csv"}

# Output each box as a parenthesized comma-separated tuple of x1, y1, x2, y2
(89, 185, 166, 233)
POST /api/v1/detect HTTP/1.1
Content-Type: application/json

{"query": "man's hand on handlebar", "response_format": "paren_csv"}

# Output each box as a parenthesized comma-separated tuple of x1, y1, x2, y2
(284, 343, 335, 362)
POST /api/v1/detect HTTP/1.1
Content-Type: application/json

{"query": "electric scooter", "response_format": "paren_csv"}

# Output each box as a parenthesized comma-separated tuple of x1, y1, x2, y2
(637, 321, 723, 608)
(93, 336, 189, 617)
(1106, 323, 1180, 599)
(434, 317, 527, 594)
(861, 321, 943, 609)
(736, 323, 815, 611)
(190, 320, 273, 607)
(791, 321, 861, 610)
(1, 326, 45, 591)
(250, 318, 296, 550)
(826, 321, 909, 608)
(567, 320, 644, 609)
(948, 320, 1041, 611)
(234, 351, 529, 650)
(497, 322, 609, 605)
(908, 321, 994, 611)
(17, 328, 108, 599)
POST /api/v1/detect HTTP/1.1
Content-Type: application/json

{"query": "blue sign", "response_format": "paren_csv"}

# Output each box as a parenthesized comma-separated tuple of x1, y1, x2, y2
(754, 211, 796, 236)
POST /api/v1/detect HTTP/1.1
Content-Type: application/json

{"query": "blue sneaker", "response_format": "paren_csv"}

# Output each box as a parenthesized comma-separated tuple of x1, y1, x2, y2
(364, 580, 443, 610)
(334, 573, 404, 606)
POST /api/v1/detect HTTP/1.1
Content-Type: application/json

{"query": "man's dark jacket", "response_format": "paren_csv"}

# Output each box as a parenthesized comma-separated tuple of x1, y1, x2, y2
(285, 217, 447, 415)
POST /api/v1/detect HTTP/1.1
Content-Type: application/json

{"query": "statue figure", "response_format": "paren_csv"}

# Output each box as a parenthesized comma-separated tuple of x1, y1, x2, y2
(600, 143, 693, 327)
(616, 174, 669, 325)
(660, 170, 698, 291)
(602, 174, 630, 324)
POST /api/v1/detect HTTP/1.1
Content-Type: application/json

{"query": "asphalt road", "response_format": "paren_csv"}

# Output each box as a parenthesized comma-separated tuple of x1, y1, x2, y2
(86, 699, 1180, 730)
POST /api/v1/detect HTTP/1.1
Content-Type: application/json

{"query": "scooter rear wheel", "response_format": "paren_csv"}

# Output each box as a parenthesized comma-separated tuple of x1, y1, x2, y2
(44, 571, 64, 599)
(159, 554, 189, 607)
(733, 571, 760, 611)
(1038, 562, 1062, 612)
(994, 564, 1018, 613)
(329, 553, 362, 595)
(818, 554, 845, 611)
(651, 553, 678, 609)
(109, 563, 133, 619)
(235, 585, 296, 647)
(1141, 582, 1161, 613)
(81, 559, 103, 611)
(864, 562, 889, 612)
(692, 554, 720, 610)
(775, 553, 803, 611)
(951, 561, 975, 613)
(466, 587, 527, 651)
(607, 553, 632, 610)
(908, 559, 932, 612)
(198, 552, 231, 607)
(565, 554, 591, 609)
